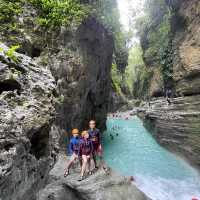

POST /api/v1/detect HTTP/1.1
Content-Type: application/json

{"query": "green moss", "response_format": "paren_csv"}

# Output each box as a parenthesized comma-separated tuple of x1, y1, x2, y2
(111, 63, 122, 95)
(5, 45, 20, 63)
(0, 0, 23, 32)
(91, 0, 128, 72)
(0, 0, 22, 22)
(134, 0, 174, 95)
(144, 10, 171, 62)
(30, 0, 90, 28)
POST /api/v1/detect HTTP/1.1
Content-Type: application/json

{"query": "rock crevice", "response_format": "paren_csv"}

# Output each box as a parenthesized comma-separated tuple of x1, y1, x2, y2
(0, 43, 58, 200)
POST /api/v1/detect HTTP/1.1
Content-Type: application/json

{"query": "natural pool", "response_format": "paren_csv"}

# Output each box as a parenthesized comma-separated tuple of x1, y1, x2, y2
(103, 116, 200, 200)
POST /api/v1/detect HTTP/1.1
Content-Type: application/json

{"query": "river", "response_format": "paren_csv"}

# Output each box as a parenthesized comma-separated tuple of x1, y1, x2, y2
(103, 116, 200, 200)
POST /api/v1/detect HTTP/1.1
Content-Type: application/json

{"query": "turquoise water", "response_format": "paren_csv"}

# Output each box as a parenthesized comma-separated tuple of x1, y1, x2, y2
(103, 116, 200, 200)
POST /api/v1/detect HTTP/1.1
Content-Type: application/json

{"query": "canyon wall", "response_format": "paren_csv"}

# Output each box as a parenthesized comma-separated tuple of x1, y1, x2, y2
(0, 43, 58, 200)
(138, 0, 200, 168)
(0, 1, 114, 199)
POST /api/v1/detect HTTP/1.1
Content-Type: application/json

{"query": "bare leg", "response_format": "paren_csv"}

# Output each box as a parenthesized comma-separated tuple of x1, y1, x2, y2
(87, 156, 91, 173)
(64, 154, 77, 176)
(79, 156, 82, 170)
(80, 155, 88, 177)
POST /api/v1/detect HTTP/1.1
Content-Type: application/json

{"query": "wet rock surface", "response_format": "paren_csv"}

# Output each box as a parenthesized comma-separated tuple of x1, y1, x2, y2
(0, 43, 58, 200)
(138, 95, 200, 168)
(38, 154, 151, 200)
(171, 0, 200, 96)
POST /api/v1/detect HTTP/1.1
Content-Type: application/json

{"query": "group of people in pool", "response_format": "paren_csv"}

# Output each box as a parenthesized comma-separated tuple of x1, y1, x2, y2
(64, 120, 107, 181)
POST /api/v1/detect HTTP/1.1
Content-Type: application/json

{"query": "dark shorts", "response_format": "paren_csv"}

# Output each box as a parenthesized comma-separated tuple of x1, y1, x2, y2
(92, 143, 102, 155)
(93, 143, 99, 152)
(81, 151, 91, 156)
(74, 150, 79, 155)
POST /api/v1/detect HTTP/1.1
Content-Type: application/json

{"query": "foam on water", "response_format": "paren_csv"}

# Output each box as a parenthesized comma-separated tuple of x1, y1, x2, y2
(103, 116, 200, 200)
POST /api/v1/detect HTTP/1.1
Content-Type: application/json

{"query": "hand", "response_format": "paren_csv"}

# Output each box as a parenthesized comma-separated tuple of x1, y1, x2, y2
(98, 144, 102, 151)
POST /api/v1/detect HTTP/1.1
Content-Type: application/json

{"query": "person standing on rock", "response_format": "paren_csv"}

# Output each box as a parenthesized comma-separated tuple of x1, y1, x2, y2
(166, 88, 172, 105)
(78, 130, 93, 181)
(88, 120, 102, 169)
(64, 129, 81, 177)
(88, 120, 108, 173)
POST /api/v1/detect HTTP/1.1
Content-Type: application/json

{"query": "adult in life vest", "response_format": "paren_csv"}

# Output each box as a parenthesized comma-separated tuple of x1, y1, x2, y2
(88, 120, 109, 173)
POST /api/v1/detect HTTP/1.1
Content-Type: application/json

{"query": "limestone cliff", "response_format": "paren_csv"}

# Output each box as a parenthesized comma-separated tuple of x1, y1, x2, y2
(0, 1, 114, 199)
(0, 43, 58, 200)
(0, 2, 114, 147)
(170, 0, 200, 96)
(139, 0, 200, 98)
(137, 0, 200, 168)
(138, 95, 200, 168)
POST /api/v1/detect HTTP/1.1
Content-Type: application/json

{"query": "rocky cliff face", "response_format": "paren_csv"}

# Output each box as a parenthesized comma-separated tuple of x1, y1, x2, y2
(170, 0, 200, 96)
(138, 95, 200, 168)
(0, 43, 58, 200)
(137, 0, 200, 168)
(0, 2, 114, 146)
(140, 0, 200, 98)
(0, 2, 114, 199)
(48, 17, 114, 132)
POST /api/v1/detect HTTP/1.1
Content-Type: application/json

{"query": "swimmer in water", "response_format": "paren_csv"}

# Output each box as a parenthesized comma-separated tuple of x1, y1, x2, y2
(110, 134, 114, 140)
(128, 176, 135, 182)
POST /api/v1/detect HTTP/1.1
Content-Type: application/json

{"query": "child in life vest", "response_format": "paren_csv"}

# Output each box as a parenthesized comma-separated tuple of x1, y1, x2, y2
(78, 130, 93, 181)
(64, 128, 80, 177)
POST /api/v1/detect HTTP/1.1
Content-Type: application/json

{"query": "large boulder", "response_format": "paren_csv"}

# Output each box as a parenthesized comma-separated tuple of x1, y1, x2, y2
(37, 154, 151, 200)
(48, 17, 114, 134)
(0, 43, 58, 200)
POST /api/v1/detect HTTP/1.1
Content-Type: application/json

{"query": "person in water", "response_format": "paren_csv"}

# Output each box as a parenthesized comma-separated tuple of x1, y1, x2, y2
(64, 128, 80, 177)
(110, 134, 114, 140)
(78, 130, 93, 181)
(88, 120, 103, 169)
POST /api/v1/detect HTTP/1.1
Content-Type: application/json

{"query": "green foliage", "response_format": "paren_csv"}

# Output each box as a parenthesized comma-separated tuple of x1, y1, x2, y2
(124, 43, 152, 98)
(56, 94, 65, 104)
(92, 0, 129, 72)
(6, 45, 20, 62)
(30, 0, 89, 27)
(160, 44, 173, 86)
(0, 0, 22, 22)
(91, 0, 120, 34)
(111, 63, 123, 95)
(144, 11, 171, 61)
(125, 44, 143, 92)
(134, 0, 174, 94)
(0, 0, 23, 32)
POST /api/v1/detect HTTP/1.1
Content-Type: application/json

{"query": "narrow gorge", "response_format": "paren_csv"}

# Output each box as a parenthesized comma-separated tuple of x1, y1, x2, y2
(0, 0, 200, 200)
(136, 0, 200, 169)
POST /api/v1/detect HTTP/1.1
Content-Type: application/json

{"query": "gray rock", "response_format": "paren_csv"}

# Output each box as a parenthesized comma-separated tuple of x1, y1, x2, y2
(138, 95, 200, 168)
(37, 154, 151, 200)
(0, 43, 58, 200)
(49, 17, 114, 138)
(171, 0, 200, 96)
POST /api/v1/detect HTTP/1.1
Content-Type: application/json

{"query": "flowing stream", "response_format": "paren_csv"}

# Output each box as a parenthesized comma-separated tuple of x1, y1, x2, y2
(103, 116, 200, 200)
